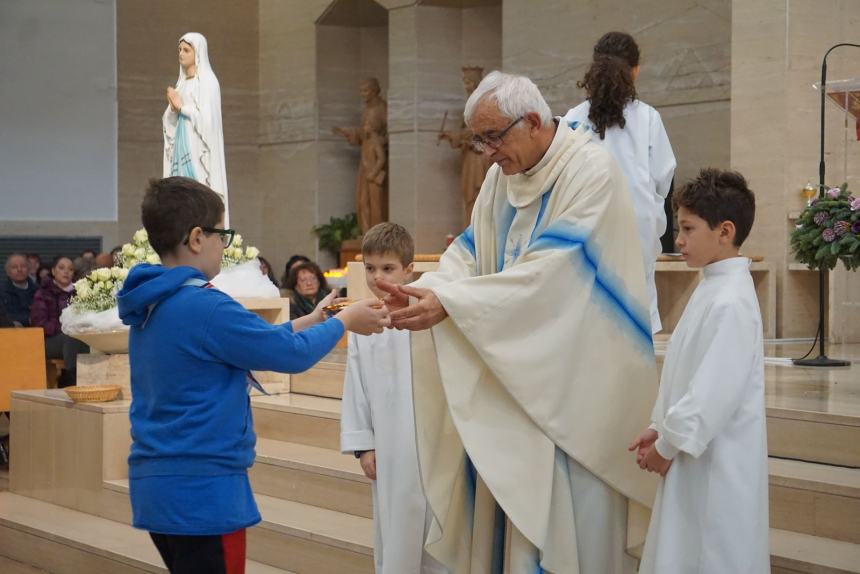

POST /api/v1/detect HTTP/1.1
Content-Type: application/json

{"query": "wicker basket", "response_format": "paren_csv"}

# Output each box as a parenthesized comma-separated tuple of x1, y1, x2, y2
(64, 384, 122, 403)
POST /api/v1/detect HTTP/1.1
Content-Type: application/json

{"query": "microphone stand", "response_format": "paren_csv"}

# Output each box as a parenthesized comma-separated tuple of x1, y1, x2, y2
(792, 43, 859, 367)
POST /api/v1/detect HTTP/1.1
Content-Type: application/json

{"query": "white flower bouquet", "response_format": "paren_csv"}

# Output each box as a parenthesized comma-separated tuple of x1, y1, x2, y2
(118, 228, 161, 268)
(61, 266, 129, 335)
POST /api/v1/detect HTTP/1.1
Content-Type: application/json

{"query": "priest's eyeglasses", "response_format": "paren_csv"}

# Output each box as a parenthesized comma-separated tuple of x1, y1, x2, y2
(183, 226, 236, 248)
(471, 116, 523, 152)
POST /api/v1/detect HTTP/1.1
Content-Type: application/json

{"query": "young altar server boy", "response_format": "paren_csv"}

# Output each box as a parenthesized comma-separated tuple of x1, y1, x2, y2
(118, 176, 388, 574)
(629, 168, 769, 574)
(340, 222, 448, 574)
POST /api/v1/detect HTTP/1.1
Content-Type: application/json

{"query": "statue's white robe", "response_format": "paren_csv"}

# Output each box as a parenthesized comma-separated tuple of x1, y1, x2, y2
(640, 257, 769, 574)
(340, 329, 449, 574)
(563, 101, 676, 334)
(411, 122, 659, 574)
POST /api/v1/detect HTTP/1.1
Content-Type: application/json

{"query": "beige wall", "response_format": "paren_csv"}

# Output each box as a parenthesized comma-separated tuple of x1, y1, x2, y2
(732, 0, 860, 340)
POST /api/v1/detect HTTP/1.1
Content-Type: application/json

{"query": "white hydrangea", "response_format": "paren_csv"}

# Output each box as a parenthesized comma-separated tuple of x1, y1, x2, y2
(233, 234, 243, 247)
(146, 254, 161, 265)
(134, 247, 146, 260)
(245, 246, 259, 259)
(133, 229, 148, 244)
(122, 243, 135, 256)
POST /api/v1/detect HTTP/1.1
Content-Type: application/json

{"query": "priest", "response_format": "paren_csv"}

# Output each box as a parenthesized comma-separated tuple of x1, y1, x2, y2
(377, 71, 659, 573)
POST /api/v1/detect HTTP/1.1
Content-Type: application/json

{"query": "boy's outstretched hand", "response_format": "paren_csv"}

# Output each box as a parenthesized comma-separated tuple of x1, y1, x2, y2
(336, 298, 390, 335)
(639, 444, 673, 476)
(628, 428, 658, 465)
(374, 280, 448, 331)
(359, 450, 377, 480)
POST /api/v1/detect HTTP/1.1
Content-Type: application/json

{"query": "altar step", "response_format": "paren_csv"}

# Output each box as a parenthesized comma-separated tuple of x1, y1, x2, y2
(101, 481, 374, 574)
(290, 356, 860, 468)
(770, 528, 860, 573)
(0, 492, 296, 574)
(769, 458, 860, 545)
(252, 393, 342, 451)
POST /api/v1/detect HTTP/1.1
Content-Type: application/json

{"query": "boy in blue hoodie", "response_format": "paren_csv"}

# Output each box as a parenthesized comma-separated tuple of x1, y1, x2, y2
(117, 176, 388, 574)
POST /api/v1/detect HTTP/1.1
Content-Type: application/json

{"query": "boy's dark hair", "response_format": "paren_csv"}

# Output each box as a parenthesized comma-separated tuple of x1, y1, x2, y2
(577, 31, 639, 139)
(361, 222, 414, 266)
(141, 177, 225, 257)
(286, 261, 329, 293)
(674, 168, 756, 247)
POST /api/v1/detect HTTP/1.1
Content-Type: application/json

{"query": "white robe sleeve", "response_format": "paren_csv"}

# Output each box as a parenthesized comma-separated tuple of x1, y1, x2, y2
(655, 301, 757, 459)
(340, 332, 375, 454)
(648, 108, 676, 200)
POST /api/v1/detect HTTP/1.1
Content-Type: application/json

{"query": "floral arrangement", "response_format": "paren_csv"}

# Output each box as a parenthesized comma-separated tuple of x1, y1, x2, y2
(221, 233, 259, 267)
(790, 184, 860, 271)
(118, 228, 161, 268)
(70, 266, 129, 312)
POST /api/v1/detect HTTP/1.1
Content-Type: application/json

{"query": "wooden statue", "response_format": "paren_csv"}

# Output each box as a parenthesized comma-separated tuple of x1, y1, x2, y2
(333, 78, 388, 234)
(438, 66, 492, 229)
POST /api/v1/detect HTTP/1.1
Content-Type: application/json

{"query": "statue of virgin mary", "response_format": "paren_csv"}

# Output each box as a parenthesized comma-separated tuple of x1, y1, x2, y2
(162, 32, 230, 224)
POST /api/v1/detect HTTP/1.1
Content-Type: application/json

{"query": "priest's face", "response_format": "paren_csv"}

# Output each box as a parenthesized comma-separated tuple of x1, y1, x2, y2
(364, 252, 413, 299)
(469, 100, 539, 175)
(676, 207, 732, 267)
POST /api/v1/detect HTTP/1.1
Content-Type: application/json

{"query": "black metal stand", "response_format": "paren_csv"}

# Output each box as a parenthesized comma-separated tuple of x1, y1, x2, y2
(792, 43, 859, 368)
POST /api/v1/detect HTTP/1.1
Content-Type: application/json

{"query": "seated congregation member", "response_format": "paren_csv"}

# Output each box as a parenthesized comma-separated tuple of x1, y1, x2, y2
(278, 254, 311, 291)
(1, 253, 38, 327)
(341, 223, 448, 574)
(258, 255, 278, 286)
(29, 256, 89, 387)
(116, 176, 389, 574)
(26, 253, 42, 283)
(630, 169, 768, 574)
(284, 261, 331, 320)
(564, 31, 675, 334)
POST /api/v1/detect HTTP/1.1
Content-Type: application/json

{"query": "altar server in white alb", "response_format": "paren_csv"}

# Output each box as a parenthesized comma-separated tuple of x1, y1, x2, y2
(630, 168, 769, 574)
(340, 223, 448, 574)
(564, 31, 675, 334)
(377, 71, 659, 574)
(162, 32, 230, 224)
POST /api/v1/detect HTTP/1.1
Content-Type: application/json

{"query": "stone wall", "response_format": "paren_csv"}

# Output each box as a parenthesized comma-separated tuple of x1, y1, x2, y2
(732, 0, 860, 340)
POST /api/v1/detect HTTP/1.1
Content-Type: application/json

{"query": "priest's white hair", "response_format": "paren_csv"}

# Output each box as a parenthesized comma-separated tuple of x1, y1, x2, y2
(464, 71, 553, 127)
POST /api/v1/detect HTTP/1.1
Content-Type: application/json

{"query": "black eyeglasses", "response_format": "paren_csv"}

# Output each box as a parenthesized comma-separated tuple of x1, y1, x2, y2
(183, 226, 235, 248)
(471, 116, 523, 152)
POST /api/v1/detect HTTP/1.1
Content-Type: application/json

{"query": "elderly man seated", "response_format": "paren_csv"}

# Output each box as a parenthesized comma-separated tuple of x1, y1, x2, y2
(1, 254, 38, 327)
(377, 72, 659, 573)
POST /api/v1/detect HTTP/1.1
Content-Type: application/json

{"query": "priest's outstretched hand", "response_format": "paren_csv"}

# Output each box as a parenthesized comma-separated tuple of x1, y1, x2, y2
(374, 280, 448, 331)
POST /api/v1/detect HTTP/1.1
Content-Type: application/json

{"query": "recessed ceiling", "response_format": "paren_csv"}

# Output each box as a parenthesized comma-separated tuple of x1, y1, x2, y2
(317, 0, 389, 27)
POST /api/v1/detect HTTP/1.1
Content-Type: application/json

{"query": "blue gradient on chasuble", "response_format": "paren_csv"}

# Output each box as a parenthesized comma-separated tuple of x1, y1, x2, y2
(529, 222, 652, 349)
(529, 187, 554, 247)
(170, 114, 197, 180)
(464, 454, 478, 530)
(495, 201, 517, 273)
(456, 225, 477, 260)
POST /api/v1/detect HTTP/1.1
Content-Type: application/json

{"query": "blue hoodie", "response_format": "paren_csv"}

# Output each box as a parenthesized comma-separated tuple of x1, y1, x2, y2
(117, 264, 344, 534)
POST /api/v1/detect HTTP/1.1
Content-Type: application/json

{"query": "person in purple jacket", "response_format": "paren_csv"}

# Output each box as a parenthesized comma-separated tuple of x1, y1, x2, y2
(30, 256, 89, 387)
(117, 176, 389, 574)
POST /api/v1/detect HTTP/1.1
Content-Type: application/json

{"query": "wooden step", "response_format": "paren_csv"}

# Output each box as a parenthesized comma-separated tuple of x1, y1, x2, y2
(252, 394, 342, 450)
(103, 480, 374, 574)
(770, 528, 860, 573)
(769, 458, 860, 544)
(290, 350, 346, 399)
(767, 407, 860, 468)
(251, 438, 372, 518)
(0, 491, 295, 574)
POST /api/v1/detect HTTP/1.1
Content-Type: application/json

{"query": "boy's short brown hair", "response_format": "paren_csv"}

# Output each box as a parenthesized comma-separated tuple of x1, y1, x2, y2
(674, 168, 756, 247)
(141, 177, 225, 257)
(361, 222, 414, 266)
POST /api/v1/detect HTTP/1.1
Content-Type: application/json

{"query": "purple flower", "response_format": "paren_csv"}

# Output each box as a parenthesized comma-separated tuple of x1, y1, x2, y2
(834, 220, 851, 236)
(810, 198, 818, 206)
(822, 228, 837, 242)
(851, 197, 860, 211)
(814, 212, 828, 226)
(853, 220, 860, 234)
(827, 187, 841, 198)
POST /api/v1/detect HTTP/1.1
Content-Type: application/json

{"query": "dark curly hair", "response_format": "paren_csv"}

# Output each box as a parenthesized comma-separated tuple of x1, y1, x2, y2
(673, 168, 756, 247)
(577, 32, 640, 139)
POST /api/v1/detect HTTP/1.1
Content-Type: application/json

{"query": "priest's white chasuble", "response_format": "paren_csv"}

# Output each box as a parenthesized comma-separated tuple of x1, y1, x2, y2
(640, 257, 769, 574)
(411, 122, 659, 574)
